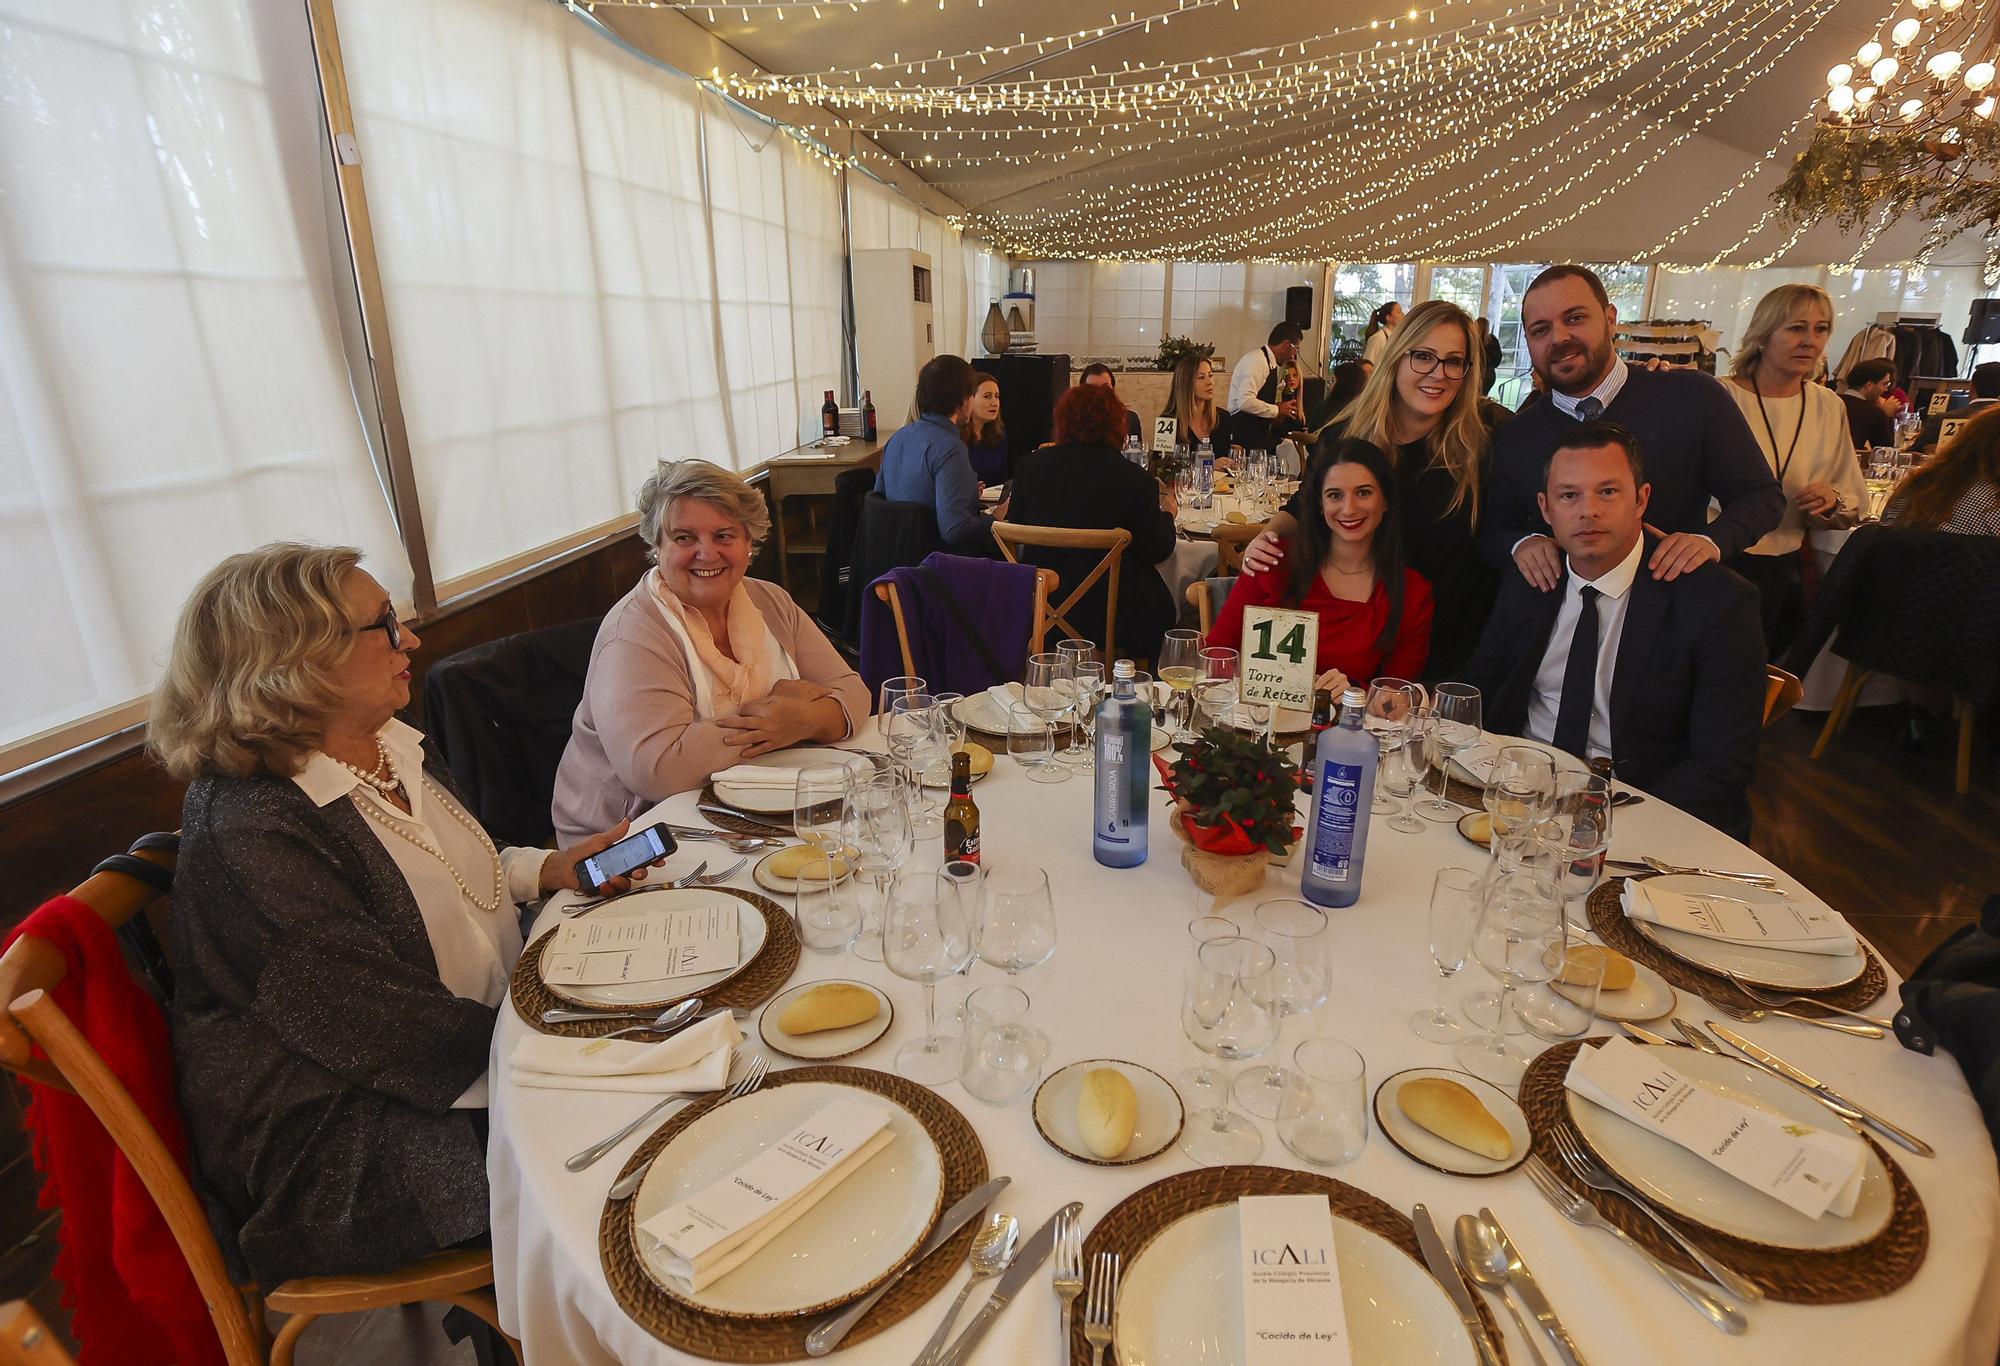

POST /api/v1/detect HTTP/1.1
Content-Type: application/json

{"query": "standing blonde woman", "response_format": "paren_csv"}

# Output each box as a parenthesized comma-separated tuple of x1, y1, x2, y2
(1724, 283, 1866, 656)
(1242, 299, 1497, 676)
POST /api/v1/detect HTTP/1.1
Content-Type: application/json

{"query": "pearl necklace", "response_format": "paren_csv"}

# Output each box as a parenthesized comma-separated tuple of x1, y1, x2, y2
(344, 743, 504, 914)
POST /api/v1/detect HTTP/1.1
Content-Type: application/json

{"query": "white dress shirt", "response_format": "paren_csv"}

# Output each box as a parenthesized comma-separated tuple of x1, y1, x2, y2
(1227, 345, 1281, 418)
(1723, 382, 1866, 555)
(1547, 356, 1629, 418)
(292, 717, 544, 1107)
(1523, 533, 1645, 760)
(1362, 327, 1393, 367)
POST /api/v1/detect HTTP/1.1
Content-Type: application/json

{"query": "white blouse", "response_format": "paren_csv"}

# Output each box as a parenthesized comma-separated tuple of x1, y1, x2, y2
(291, 717, 546, 1107)
(1725, 381, 1867, 556)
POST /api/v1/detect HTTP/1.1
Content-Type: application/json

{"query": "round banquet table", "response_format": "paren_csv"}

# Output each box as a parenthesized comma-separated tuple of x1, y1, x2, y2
(487, 726, 2000, 1366)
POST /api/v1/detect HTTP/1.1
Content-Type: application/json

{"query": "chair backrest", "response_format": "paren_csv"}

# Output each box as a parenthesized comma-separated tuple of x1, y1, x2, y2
(1763, 665, 1803, 727)
(990, 522, 1131, 661)
(874, 569, 1058, 682)
(1209, 520, 1262, 576)
(0, 1301, 76, 1366)
(1187, 574, 1239, 635)
(844, 494, 942, 639)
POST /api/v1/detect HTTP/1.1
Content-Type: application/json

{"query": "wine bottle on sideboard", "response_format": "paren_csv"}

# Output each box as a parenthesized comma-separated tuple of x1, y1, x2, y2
(821, 389, 839, 439)
(862, 390, 878, 442)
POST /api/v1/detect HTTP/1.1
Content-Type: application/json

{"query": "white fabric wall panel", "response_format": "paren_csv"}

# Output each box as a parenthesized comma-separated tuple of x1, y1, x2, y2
(782, 139, 845, 437)
(704, 102, 802, 465)
(1654, 265, 1985, 369)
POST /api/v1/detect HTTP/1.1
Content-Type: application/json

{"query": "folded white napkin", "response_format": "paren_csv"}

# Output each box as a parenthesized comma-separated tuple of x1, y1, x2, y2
(711, 764, 808, 791)
(980, 683, 1037, 732)
(1622, 879, 1857, 957)
(507, 1012, 742, 1093)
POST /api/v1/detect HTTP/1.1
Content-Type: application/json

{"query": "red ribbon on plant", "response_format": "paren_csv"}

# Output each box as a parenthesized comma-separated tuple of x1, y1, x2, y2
(1179, 811, 1263, 856)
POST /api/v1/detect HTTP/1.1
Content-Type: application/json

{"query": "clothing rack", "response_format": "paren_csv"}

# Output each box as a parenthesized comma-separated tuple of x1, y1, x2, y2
(1614, 319, 1720, 374)
(1877, 310, 1942, 326)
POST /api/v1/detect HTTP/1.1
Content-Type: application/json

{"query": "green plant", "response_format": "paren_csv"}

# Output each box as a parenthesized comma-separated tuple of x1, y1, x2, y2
(1160, 724, 1302, 854)
(1156, 334, 1215, 372)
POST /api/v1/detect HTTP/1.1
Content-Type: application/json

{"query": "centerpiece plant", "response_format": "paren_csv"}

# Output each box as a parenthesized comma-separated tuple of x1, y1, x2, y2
(1156, 725, 1302, 898)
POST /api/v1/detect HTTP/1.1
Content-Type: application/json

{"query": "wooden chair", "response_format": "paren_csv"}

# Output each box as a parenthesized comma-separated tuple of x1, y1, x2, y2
(872, 567, 1060, 680)
(1762, 665, 1803, 728)
(1209, 520, 1262, 576)
(990, 523, 1131, 661)
(0, 841, 519, 1366)
(0, 1303, 72, 1366)
(1186, 574, 1240, 636)
(1813, 661, 1982, 794)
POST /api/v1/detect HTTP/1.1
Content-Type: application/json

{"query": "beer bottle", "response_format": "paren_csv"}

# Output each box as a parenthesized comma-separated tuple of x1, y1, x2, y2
(944, 750, 981, 864)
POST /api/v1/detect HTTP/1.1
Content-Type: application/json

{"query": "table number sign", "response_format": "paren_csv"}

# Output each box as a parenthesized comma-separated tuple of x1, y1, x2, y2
(1940, 415, 1969, 446)
(1237, 1194, 1353, 1365)
(1153, 416, 1180, 455)
(1239, 606, 1320, 714)
(1928, 389, 1953, 415)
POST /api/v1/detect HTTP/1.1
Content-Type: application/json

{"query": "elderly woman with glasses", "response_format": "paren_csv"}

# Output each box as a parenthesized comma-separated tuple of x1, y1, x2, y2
(552, 459, 870, 845)
(149, 543, 649, 1287)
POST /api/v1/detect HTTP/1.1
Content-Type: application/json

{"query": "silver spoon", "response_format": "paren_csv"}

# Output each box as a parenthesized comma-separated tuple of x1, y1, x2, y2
(1452, 1216, 1554, 1366)
(910, 1211, 1019, 1366)
(542, 998, 701, 1030)
(584, 1005, 749, 1043)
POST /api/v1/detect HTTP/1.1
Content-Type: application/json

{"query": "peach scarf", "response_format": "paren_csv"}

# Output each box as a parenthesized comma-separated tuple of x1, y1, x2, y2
(649, 571, 775, 716)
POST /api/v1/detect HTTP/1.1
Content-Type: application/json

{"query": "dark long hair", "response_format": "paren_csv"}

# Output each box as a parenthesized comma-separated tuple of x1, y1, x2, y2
(1894, 402, 2000, 528)
(1287, 437, 1407, 657)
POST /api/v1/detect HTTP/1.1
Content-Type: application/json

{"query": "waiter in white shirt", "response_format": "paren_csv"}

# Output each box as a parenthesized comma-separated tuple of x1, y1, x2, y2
(1226, 322, 1305, 453)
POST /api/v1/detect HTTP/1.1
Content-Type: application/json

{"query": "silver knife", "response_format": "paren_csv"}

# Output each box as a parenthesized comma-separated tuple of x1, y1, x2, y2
(1480, 1208, 1588, 1366)
(1412, 1205, 1508, 1366)
(1708, 1025, 1934, 1157)
(934, 1201, 1082, 1366)
(1675, 1021, 1864, 1121)
(1620, 1022, 1684, 1048)
(804, 1176, 1012, 1357)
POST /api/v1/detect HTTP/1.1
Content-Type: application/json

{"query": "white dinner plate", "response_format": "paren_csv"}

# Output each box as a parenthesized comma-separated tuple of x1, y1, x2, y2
(1566, 1044, 1894, 1251)
(1553, 958, 1677, 1022)
(1447, 740, 1589, 787)
(1374, 1068, 1531, 1178)
(750, 846, 856, 896)
(632, 1080, 944, 1318)
(1626, 875, 1867, 991)
(713, 747, 870, 814)
(953, 690, 1036, 735)
(1113, 1202, 1477, 1365)
(540, 890, 767, 1009)
(758, 980, 893, 1060)
(1031, 1059, 1184, 1166)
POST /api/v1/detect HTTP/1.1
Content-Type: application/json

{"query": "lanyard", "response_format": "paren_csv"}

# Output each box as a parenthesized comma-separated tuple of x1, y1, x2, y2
(1751, 378, 1807, 484)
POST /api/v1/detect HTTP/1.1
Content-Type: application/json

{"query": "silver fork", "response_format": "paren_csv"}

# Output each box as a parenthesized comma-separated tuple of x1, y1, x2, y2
(1709, 1000, 1883, 1037)
(688, 855, 749, 885)
(1549, 1127, 1763, 1303)
(566, 1046, 746, 1172)
(1083, 1250, 1120, 1366)
(608, 1053, 773, 1199)
(1051, 1208, 1083, 1364)
(1724, 972, 1895, 1030)
(1525, 1159, 1747, 1334)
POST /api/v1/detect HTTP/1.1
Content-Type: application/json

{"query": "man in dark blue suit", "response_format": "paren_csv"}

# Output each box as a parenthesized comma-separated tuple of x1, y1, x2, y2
(1463, 421, 1766, 839)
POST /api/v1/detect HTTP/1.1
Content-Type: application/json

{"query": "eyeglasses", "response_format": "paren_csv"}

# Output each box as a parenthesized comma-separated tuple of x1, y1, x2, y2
(1403, 348, 1470, 380)
(353, 607, 404, 651)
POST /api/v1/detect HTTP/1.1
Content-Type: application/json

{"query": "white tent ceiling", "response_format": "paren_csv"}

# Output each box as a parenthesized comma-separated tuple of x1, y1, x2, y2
(594, 0, 1984, 267)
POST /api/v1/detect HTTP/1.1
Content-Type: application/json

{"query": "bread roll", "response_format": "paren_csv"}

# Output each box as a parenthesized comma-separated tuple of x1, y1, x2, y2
(1397, 1077, 1512, 1161)
(1561, 944, 1635, 992)
(1460, 812, 1492, 847)
(1076, 1068, 1138, 1159)
(955, 741, 995, 777)
(777, 983, 879, 1035)
(769, 846, 850, 881)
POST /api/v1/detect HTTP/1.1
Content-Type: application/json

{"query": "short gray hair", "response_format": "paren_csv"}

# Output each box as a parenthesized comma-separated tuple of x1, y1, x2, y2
(636, 460, 770, 561)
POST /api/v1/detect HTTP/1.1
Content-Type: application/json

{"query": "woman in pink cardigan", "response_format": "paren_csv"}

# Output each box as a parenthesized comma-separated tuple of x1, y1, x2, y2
(553, 460, 871, 846)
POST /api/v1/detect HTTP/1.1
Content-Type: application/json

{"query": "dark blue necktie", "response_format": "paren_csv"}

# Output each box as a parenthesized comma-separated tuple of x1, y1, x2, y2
(1553, 586, 1601, 760)
(1575, 396, 1604, 422)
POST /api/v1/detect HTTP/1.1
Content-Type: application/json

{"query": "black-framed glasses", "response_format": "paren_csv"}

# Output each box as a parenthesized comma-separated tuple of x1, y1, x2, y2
(353, 607, 403, 650)
(1404, 347, 1470, 380)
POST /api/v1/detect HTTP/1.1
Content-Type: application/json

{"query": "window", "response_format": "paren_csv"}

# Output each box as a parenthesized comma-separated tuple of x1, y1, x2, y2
(1331, 263, 1416, 358)
(1427, 266, 1490, 317)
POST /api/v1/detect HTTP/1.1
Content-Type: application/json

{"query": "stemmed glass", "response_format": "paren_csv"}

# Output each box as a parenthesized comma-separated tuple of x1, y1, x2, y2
(1410, 867, 1483, 1042)
(1055, 640, 1100, 766)
(1179, 935, 1280, 1165)
(1157, 630, 1202, 740)
(1386, 706, 1435, 834)
(1416, 682, 1483, 821)
(848, 769, 914, 964)
(1178, 916, 1239, 1107)
(886, 695, 949, 829)
(883, 868, 976, 1085)
(1196, 647, 1238, 738)
(1364, 677, 1420, 815)
(1068, 661, 1106, 769)
(878, 675, 928, 723)
(1454, 865, 1566, 1087)
(977, 863, 1057, 977)
(1484, 745, 1556, 862)
(1233, 899, 1331, 1119)
(1022, 653, 1075, 784)
(1538, 769, 1615, 926)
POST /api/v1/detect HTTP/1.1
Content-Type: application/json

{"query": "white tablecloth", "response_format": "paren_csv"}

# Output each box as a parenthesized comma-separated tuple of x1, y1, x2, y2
(488, 728, 2000, 1366)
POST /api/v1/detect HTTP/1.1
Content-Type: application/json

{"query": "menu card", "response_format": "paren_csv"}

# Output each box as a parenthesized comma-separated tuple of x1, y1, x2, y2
(541, 900, 741, 986)
(640, 1097, 895, 1291)
(1566, 1038, 1866, 1220)
(1236, 1195, 1353, 1366)
(1622, 880, 1857, 956)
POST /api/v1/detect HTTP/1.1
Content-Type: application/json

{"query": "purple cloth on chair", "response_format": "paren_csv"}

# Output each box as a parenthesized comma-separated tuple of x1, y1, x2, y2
(860, 552, 1041, 697)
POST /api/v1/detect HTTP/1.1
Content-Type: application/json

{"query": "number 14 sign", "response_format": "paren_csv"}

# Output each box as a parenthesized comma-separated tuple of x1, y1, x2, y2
(1239, 605, 1320, 712)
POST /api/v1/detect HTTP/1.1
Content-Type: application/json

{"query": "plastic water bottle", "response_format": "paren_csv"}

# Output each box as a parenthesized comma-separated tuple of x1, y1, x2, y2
(1093, 660, 1152, 868)
(1195, 438, 1215, 508)
(1123, 434, 1145, 467)
(1301, 687, 1378, 907)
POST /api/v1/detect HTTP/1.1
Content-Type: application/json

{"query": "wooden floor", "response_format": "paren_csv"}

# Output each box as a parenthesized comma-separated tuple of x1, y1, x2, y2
(1749, 703, 1998, 978)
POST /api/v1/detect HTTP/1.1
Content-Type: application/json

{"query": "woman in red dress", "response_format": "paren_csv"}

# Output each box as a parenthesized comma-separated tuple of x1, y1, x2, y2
(1208, 437, 1433, 694)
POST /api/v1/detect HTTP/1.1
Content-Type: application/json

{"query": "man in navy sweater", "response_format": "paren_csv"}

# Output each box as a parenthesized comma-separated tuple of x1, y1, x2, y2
(1481, 266, 1785, 592)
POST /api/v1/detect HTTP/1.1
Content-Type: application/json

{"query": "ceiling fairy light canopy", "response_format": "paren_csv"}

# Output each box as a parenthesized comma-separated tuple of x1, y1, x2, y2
(584, 0, 1992, 268)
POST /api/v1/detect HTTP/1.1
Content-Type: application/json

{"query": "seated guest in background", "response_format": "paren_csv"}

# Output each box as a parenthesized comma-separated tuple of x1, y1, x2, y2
(1722, 284, 1865, 657)
(150, 543, 650, 1286)
(1080, 362, 1145, 444)
(1480, 265, 1784, 591)
(1006, 383, 1180, 661)
(962, 373, 1008, 483)
(875, 354, 998, 554)
(1917, 361, 2000, 453)
(1209, 437, 1434, 695)
(1884, 403, 2000, 534)
(1362, 301, 1404, 367)
(1463, 422, 1765, 838)
(1476, 315, 1504, 396)
(1227, 322, 1306, 453)
(555, 460, 869, 842)
(1840, 358, 1898, 450)
(1308, 359, 1369, 434)
(1162, 352, 1228, 457)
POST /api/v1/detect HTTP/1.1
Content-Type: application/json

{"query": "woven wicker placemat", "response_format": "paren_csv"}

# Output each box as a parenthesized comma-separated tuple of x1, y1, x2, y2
(697, 785, 797, 836)
(599, 1065, 988, 1362)
(1520, 1039, 1927, 1303)
(1587, 879, 1889, 1015)
(509, 888, 800, 1037)
(1070, 1165, 1507, 1365)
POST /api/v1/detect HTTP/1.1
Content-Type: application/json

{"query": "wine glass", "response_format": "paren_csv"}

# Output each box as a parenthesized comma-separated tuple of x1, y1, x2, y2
(1416, 682, 1483, 821)
(883, 868, 976, 1084)
(1068, 661, 1106, 769)
(1539, 769, 1615, 926)
(794, 863, 862, 956)
(1233, 899, 1331, 1119)
(1022, 653, 1075, 784)
(977, 862, 1057, 976)
(877, 675, 928, 727)
(1364, 677, 1419, 815)
(1055, 640, 1099, 765)
(1178, 916, 1241, 1104)
(886, 695, 948, 828)
(1386, 706, 1434, 834)
(1484, 745, 1556, 861)
(1157, 630, 1202, 740)
(848, 769, 914, 964)
(931, 692, 968, 775)
(1179, 935, 1280, 1165)
(1454, 865, 1565, 1087)
(1410, 867, 1483, 1042)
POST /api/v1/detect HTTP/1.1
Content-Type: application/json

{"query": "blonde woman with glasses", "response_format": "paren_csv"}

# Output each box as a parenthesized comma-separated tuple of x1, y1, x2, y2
(1240, 300, 1498, 677)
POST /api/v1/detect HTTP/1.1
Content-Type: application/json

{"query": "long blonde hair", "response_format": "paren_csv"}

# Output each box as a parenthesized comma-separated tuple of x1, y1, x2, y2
(1163, 353, 1219, 444)
(1732, 284, 1833, 378)
(1328, 299, 1488, 521)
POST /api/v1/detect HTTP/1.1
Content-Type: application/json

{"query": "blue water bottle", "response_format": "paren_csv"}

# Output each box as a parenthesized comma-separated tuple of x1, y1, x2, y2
(1093, 660, 1152, 868)
(1301, 687, 1379, 907)
(1195, 438, 1215, 508)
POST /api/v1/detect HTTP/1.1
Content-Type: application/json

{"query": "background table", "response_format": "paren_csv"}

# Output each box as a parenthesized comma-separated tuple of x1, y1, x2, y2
(488, 723, 2000, 1365)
